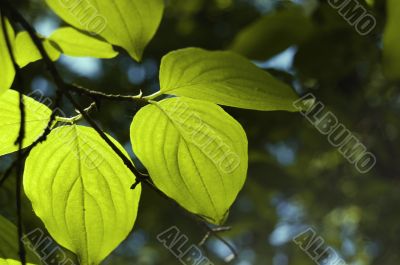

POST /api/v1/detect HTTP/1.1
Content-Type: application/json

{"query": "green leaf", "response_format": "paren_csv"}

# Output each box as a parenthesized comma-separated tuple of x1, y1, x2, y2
(158, 48, 299, 111)
(229, 8, 313, 61)
(48, 27, 118, 58)
(0, 89, 51, 157)
(24, 125, 141, 265)
(130, 97, 248, 224)
(0, 215, 39, 265)
(0, 16, 15, 95)
(45, 0, 164, 61)
(14, 31, 60, 68)
(383, 0, 400, 80)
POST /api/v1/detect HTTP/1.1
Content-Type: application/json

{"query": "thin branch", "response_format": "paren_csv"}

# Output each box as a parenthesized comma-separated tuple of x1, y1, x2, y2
(67, 83, 146, 103)
(199, 226, 232, 246)
(0, 89, 63, 190)
(0, 159, 17, 189)
(143, 179, 238, 260)
(1, 9, 26, 265)
(199, 223, 237, 262)
(56, 101, 97, 124)
(1, 1, 239, 262)
(1, 0, 147, 184)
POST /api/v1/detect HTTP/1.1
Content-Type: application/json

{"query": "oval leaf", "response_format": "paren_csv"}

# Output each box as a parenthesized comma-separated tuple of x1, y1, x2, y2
(0, 89, 51, 157)
(383, 0, 400, 80)
(130, 97, 248, 224)
(45, 0, 164, 61)
(14, 31, 60, 68)
(159, 48, 299, 111)
(48, 27, 118, 58)
(0, 215, 39, 265)
(0, 16, 15, 94)
(23, 125, 141, 264)
(230, 8, 313, 61)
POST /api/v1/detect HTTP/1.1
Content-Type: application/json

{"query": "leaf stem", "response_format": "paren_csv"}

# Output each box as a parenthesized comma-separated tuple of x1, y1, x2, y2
(142, 90, 162, 100)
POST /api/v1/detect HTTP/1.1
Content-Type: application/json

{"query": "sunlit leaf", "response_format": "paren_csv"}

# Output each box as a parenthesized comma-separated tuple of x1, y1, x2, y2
(0, 16, 15, 95)
(383, 0, 400, 80)
(48, 27, 118, 58)
(230, 8, 313, 61)
(131, 97, 248, 224)
(0, 215, 39, 265)
(45, 0, 164, 61)
(14, 31, 60, 68)
(159, 48, 299, 111)
(0, 89, 51, 157)
(24, 125, 141, 264)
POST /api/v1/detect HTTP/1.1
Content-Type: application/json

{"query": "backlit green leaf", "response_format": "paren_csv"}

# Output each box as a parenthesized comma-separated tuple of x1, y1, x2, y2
(383, 0, 400, 80)
(0, 89, 51, 157)
(130, 97, 248, 224)
(48, 27, 118, 58)
(230, 8, 313, 61)
(45, 0, 164, 61)
(159, 48, 299, 111)
(0, 215, 39, 265)
(24, 125, 141, 265)
(14, 31, 60, 68)
(0, 16, 15, 95)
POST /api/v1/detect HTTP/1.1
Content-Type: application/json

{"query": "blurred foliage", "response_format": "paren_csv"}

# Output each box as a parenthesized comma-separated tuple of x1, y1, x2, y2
(1, 0, 399, 264)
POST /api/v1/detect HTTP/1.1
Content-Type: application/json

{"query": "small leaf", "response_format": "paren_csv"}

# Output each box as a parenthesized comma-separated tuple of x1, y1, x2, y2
(0, 215, 39, 265)
(14, 31, 60, 68)
(24, 125, 141, 265)
(0, 89, 51, 157)
(45, 0, 164, 61)
(230, 8, 313, 61)
(159, 48, 299, 111)
(0, 16, 15, 94)
(130, 97, 248, 224)
(48, 27, 118, 58)
(383, 0, 400, 80)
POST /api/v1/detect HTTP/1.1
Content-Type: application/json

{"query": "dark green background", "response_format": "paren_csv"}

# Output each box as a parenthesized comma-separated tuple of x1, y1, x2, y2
(1, 0, 398, 264)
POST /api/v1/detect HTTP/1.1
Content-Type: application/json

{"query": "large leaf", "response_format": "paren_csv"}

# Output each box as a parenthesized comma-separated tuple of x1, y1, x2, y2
(230, 8, 313, 61)
(14, 31, 60, 68)
(159, 48, 299, 111)
(0, 16, 15, 95)
(24, 125, 141, 264)
(0, 89, 51, 157)
(48, 27, 118, 58)
(45, 0, 164, 61)
(383, 0, 400, 80)
(130, 97, 248, 224)
(0, 215, 39, 265)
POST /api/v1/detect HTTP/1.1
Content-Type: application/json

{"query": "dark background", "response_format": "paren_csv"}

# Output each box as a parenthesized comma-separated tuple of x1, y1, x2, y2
(1, 0, 399, 264)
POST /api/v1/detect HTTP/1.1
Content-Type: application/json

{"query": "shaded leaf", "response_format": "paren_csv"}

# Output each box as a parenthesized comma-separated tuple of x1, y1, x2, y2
(230, 8, 313, 61)
(0, 215, 39, 265)
(383, 0, 400, 80)
(131, 97, 248, 224)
